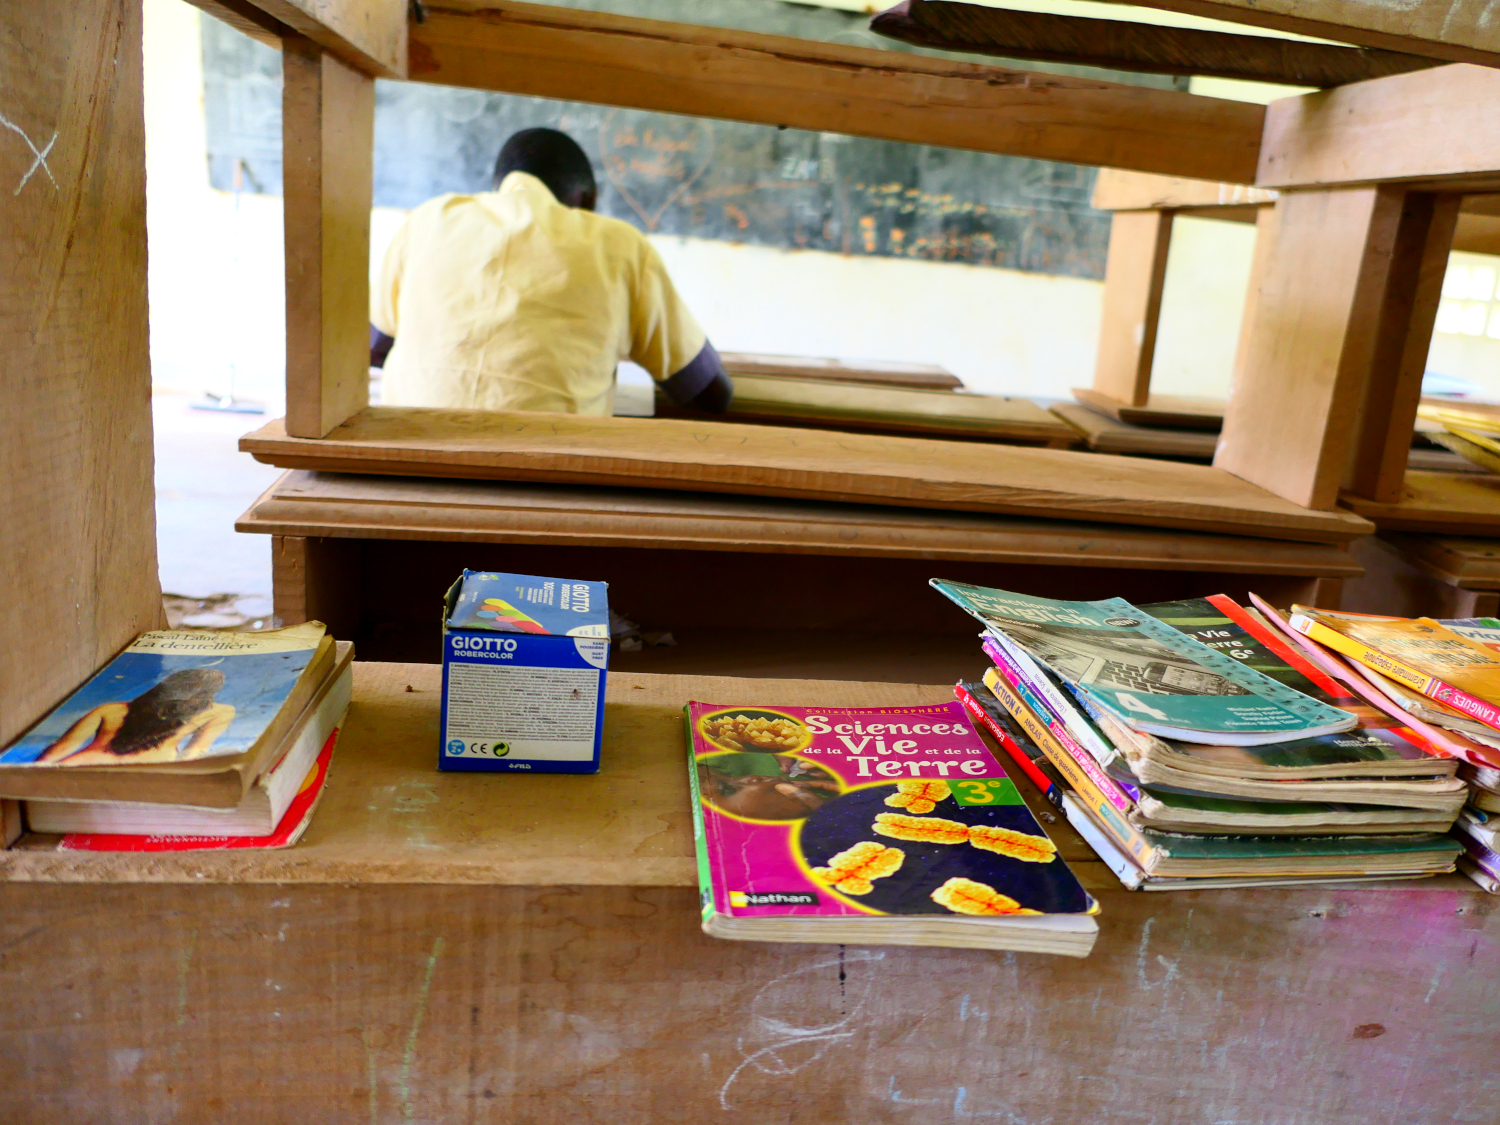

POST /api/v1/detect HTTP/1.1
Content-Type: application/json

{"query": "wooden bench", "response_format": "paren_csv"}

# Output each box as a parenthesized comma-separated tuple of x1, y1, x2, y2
(2, 663, 1491, 1123)
(1345, 532, 1500, 617)
(234, 470, 1357, 667)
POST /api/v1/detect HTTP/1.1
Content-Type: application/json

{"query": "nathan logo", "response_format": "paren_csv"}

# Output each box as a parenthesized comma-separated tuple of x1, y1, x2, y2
(1104, 616, 1141, 628)
(729, 891, 819, 907)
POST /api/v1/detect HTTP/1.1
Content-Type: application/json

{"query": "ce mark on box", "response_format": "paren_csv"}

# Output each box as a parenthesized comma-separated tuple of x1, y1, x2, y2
(447, 739, 511, 758)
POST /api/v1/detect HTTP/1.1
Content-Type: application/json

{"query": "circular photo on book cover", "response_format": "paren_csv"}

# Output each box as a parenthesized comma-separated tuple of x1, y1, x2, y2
(795, 784, 1091, 916)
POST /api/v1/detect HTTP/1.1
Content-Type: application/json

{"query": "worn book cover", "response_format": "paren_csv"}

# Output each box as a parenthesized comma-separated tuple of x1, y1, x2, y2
(0, 623, 328, 769)
(1289, 607, 1500, 733)
(685, 700, 1096, 946)
(932, 581, 1355, 744)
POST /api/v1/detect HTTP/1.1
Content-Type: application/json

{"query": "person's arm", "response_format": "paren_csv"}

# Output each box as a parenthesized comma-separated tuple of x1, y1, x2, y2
(629, 240, 734, 415)
(370, 326, 395, 368)
(659, 341, 733, 414)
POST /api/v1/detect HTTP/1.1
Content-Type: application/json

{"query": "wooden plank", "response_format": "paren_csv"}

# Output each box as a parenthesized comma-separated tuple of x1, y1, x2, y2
(1050, 403, 1217, 460)
(3, 665, 1029, 884)
(662, 375, 1077, 446)
(1093, 168, 1275, 210)
(238, 407, 1375, 543)
(1123, 0, 1500, 67)
(182, 0, 284, 48)
(1345, 194, 1462, 502)
(1259, 65, 1500, 191)
(235, 0, 407, 76)
(1344, 534, 1500, 618)
(236, 470, 1362, 576)
(1095, 173, 1500, 254)
(411, 1, 1268, 183)
(1215, 188, 1409, 510)
(1090, 210, 1174, 408)
(0, 0, 165, 750)
(282, 37, 375, 439)
(719, 353, 962, 391)
(1, 666, 1494, 1122)
(1382, 532, 1500, 590)
(1340, 471, 1500, 535)
(3, 874, 1495, 1124)
(1072, 388, 1224, 430)
(870, 0, 1439, 87)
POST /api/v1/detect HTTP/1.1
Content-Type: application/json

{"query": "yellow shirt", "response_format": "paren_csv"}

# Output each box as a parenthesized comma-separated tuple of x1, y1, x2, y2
(372, 172, 709, 415)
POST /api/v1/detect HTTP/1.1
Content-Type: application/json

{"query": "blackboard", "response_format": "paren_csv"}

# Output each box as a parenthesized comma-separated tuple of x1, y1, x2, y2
(202, 0, 1180, 280)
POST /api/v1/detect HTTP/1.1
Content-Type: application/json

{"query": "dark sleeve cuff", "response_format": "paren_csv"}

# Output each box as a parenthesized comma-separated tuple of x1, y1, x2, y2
(659, 341, 725, 405)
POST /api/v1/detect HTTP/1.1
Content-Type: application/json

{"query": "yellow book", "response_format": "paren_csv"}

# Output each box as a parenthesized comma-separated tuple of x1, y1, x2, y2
(1288, 607, 1500, 736)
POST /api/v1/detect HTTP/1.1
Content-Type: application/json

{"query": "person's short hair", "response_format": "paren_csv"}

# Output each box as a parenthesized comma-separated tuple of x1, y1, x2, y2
(492, 127, 597, 208)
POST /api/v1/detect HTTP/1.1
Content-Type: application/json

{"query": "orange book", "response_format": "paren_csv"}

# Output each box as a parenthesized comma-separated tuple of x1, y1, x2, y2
(1288, 607, 1500, 736)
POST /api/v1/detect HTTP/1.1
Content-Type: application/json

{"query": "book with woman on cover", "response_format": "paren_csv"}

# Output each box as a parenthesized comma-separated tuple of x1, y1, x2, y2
(0, 623, 333, 806)
(685, 700, 1098, 957)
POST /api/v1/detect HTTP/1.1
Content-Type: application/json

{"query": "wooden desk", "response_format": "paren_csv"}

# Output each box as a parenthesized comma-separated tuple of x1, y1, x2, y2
(2, 664, 1493, 1124)
(236, 471, 1358, 666)
(1345, 532, 1500, 618)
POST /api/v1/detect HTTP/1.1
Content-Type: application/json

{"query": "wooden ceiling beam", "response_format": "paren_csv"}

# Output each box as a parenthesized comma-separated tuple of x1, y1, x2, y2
(412, 1, 1266, 184)
(869, 1, 1440, 88)
(189, 0, 409, 77)
(1116, 0, 1500, 69)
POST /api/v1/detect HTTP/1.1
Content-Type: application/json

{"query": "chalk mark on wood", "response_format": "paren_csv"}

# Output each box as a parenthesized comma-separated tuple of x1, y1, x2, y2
(0, 111, 58, 195)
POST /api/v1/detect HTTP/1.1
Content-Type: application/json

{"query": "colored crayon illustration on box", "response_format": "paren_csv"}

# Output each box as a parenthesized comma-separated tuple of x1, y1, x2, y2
(685, 701, 1096, 925)
(440, 570, 610, 774)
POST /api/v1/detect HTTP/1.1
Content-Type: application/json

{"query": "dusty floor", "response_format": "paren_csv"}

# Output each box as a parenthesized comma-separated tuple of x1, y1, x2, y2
(153, 393, 282, 628)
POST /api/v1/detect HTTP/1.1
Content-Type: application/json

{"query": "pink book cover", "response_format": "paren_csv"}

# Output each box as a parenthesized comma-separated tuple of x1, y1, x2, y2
(57, 729, 337, 853)
(685, 701, 1095, 924)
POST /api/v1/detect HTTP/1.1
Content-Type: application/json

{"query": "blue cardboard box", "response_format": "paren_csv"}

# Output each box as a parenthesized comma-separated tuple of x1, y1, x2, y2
(439, 570, 610, 774)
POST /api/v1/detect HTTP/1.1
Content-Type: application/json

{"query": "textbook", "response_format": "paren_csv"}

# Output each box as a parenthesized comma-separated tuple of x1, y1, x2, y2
(1288, 607, 1500, 735)
(685, 700, 1098, 956)
(27, 646, 352, 837)
(57, 728, 337, 853)
(0, 624, 335, 808)
(1062, 794, 1447, 891)
(932, 581, 1356, 745)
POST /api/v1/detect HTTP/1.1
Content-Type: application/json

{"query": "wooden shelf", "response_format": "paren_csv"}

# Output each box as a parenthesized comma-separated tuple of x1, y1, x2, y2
(237, 471, 1362, 577)
(1340, 471, 1500, 534)
(239, 408, 1373, 544)
(0, 664, 1096, 886)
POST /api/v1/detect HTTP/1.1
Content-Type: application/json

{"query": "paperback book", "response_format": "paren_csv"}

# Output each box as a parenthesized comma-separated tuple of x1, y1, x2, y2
(932, 581, 1356, 745)
(685, 700, 1098, 956)
(0, 623, 334, 807)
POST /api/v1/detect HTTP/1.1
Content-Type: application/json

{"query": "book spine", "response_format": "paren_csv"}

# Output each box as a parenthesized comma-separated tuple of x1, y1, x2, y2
(1207, 593, 1344, 696)
(1058, 792, 1147, 890)
(983, 665, 1135, 817)
(954, 683, 1058, 802)
(1290, 614, 1500, 736)
(986, 644, 1129, 806)
(683, 707, 718, 925)
(982, 634, 1116, 766)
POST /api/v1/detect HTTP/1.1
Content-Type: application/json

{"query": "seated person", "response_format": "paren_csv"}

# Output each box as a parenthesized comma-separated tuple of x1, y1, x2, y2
(370, 127, 732, 415)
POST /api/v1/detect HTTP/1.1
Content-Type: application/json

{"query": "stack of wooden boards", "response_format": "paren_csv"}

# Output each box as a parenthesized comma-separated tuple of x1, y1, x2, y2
(0, 624, 353, 846)
(939, 584, 1496, 891)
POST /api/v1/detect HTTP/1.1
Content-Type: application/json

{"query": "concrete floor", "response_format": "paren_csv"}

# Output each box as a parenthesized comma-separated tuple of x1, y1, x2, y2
(153, 394, 282, 624)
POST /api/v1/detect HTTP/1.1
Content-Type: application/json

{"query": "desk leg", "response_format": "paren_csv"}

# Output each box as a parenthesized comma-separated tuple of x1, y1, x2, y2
(273, 534, 362, 638)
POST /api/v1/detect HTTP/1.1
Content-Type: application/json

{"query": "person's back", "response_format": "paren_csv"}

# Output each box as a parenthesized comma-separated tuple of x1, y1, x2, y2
(371, 128, 730, 416)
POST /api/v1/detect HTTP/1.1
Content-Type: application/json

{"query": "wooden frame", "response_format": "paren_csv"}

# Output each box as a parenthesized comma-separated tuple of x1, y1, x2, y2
(225, 3, 1500, 527)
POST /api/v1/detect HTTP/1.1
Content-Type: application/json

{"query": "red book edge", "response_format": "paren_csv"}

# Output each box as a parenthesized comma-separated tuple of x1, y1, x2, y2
(58, 728, 339, 853)
(954, 683, 1057, 798)
(1248, 593, 1500, 769)
(1206, 592, 1345, 697)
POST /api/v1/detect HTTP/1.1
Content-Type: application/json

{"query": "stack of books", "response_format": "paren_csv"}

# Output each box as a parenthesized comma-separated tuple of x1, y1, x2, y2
(1267, 604, 1500, 895)
(934, 581, 1468, 890)
(0, 623, 352, 850)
